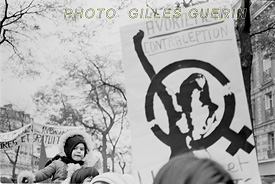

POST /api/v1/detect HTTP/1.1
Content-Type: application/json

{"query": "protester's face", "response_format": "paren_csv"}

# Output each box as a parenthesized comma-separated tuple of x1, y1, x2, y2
(71, 143, 85, 161)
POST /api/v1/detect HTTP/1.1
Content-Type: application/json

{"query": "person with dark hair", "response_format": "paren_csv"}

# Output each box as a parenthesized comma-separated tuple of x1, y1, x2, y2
(69, 167, 99, 184)
(153, 154, 234, 184)
(17, 130, 97, 184)
(133, 30, 219, 158)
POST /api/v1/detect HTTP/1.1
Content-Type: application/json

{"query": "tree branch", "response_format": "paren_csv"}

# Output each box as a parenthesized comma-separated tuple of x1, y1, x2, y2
(101, 82, 127, 101)
(250, 26, 275, 37)
(0, 29, 7, 44)
(6, 0, 35, 20)
(0, 0, 8, 32)
(146, 0, 159, 16)
(6, 28, 34, 40)
(5, 39, 24, 60)
(183, 0, 193, 8)
(79, 119, 103, 133)
(86, 56, 127, 101)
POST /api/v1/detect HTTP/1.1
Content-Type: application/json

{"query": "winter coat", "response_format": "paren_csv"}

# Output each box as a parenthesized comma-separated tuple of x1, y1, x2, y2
(35, 159, 70, 183)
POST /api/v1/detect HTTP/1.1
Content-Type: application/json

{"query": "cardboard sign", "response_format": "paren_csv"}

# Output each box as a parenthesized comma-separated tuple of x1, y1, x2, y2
(120, 1, 262, 183)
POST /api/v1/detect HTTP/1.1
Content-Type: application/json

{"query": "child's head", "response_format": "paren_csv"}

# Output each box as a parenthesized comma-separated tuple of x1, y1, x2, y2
(58, 130, 95, 166)
(64, 135, 87, 161)
(70, 166, 99, 184)
(153, 154, 233, 184)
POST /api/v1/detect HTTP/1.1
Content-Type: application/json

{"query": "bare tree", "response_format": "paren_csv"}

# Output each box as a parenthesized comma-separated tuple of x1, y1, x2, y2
(234, 0, 253, 122)
(0, 0, 61, 77)
(34, 55, 127, 172)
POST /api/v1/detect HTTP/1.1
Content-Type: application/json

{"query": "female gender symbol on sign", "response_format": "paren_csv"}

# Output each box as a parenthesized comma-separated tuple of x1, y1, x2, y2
(145, 60, 254, 156)
(133, 30, 254, 158)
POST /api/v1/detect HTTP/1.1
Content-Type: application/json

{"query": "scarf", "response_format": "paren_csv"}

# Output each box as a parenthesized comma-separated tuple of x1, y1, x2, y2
(60, 156, 84, 165)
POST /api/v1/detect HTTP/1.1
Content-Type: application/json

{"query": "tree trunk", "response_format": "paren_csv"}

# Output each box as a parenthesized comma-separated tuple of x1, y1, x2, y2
(102, 133, 108, 172)
(12, 146, 20, 181)
(111, 148, 115, 172)
(237, 0, 253, 126)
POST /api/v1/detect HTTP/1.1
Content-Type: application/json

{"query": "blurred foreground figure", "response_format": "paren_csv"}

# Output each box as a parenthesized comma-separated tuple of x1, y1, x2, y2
(153, 154, 234, 184)
(69, 166, 99, 184)
(90, 172, 137, 184)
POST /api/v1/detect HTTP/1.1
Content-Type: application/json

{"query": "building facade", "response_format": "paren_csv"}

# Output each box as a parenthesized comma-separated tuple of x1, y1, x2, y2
(0, 104, 39, 181)
(250, 0, 275, 180)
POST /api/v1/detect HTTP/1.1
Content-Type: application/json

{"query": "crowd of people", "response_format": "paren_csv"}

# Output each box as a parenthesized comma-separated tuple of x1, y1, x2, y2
(0, 129, 233, 184)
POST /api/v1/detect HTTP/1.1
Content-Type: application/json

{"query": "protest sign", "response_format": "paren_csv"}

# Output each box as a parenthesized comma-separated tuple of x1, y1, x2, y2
(0, 123, 84, 154)
(0, 123, 33, 150)
(120, 0, 262, 183)
(33, 123, 85, 145)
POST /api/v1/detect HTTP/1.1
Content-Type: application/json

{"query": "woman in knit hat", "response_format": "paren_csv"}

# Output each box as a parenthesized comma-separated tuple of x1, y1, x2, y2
(153, 154, 234, 184)
(17, 130, 97, 184)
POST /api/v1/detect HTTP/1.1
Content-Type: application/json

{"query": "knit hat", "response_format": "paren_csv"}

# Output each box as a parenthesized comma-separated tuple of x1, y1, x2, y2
(64, 135, 87, 159)
(58, 130, 97, 167)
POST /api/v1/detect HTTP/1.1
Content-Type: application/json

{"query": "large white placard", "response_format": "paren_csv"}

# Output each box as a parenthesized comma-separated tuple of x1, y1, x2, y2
(121, 1, 262, 184)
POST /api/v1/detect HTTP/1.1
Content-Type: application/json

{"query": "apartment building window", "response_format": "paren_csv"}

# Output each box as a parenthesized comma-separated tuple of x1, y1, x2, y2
(268, 132, 275, 158)
(262, 57, 272, 83)
(268, 132, 275, 150)
(265, 92, 274, 121)
(254, 135, 258, 146)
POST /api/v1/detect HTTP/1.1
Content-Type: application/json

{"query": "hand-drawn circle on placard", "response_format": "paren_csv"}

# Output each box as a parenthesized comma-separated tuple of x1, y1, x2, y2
(145, 59, 236, 149)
